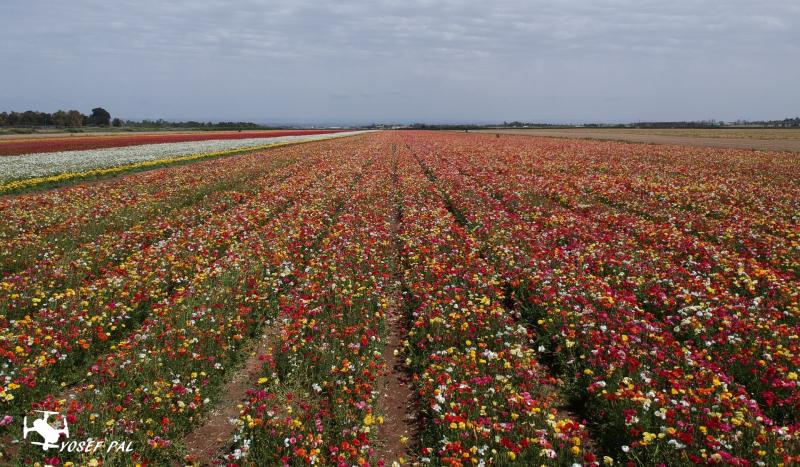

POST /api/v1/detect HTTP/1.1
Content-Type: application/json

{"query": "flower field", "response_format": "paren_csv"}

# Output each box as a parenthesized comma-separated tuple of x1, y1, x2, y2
(1, 131, 798, 465)
(0, 130, 343, 157)
(0, 131, 366, 193)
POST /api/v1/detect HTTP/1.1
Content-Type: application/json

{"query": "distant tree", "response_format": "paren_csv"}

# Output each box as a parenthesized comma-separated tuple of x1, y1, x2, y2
(90, 107, 111, 126)
(66, 110, 84, 127)
(112, 117, 122, 127)
(52, 110, 67, 127)
(20, 111, 39, 125)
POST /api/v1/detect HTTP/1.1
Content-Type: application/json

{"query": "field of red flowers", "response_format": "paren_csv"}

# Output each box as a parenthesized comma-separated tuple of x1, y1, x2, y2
(0, 130, 342, 156)
(0, 131, 798, 466)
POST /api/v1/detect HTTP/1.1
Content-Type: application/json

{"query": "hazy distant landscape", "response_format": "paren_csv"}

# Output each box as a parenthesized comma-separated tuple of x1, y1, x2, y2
(473, 127, 800, 151)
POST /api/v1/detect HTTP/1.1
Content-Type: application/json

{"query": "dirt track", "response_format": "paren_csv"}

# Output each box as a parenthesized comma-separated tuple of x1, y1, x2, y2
(472, 129, 800, 152)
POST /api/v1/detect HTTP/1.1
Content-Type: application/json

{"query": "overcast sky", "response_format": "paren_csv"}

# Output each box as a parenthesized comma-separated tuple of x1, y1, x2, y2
(1, 0, 798, 124)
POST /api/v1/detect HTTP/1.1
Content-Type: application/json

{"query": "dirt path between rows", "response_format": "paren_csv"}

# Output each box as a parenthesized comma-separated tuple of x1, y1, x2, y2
(375, 289, 417, 464)
(472, 129, 800, 152)
(182, 327, 276, 465)
(374, 143, 418, 464)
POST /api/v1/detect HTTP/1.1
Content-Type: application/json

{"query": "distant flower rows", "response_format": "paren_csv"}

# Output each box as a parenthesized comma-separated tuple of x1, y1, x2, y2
(0, 130, 343, 156)
(0, 130, 367, 190)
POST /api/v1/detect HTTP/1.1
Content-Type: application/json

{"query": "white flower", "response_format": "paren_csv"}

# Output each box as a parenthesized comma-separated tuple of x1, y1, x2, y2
(667, 439, 686, 449)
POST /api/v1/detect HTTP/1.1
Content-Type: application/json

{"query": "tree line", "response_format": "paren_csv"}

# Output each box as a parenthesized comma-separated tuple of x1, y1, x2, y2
(0, 108, 268, 130)
(0, 108, 112, 127)
(611, 118, 800, 129)
(501, 118, 800, 129)
(375, 118, 800, 131)
(121, 119, 265, 129)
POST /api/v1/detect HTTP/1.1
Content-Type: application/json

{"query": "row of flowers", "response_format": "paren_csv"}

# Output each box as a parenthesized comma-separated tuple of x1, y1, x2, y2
(407, 132, 799, 465)
(230, 143, 396, 466)
(5, 137, 367, 465)
(395, 146, 596, 466)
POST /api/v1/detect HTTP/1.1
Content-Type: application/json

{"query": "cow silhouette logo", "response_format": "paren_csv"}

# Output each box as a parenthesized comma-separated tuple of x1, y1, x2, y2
(23, 410, 69, 451)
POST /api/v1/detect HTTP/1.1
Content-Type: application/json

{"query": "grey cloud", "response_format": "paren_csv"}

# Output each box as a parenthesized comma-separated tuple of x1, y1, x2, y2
(0, 0, 798, 122)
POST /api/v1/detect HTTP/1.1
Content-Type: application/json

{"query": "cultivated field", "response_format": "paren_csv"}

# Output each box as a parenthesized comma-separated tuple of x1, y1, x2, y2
(475, 128, 800, 152)
(0, 130, 344, 156)
(0, 131, 798, 465)
(0, 130, 363, 194)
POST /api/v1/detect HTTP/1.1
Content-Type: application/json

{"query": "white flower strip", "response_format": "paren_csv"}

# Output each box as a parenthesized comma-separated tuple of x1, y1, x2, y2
(0, 131, 370, 183)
